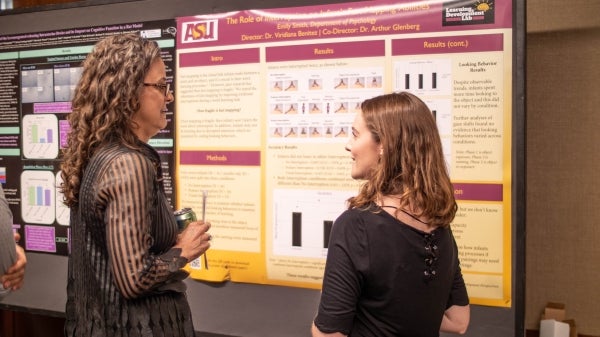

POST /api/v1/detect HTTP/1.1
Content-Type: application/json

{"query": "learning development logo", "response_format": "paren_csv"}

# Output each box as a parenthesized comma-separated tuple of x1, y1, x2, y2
(442, 0, 495, 26)
(181, 20, 218, 43)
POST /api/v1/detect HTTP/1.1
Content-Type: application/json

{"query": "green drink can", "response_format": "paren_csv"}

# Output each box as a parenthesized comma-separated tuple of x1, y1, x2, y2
(174, 208, 196, 231)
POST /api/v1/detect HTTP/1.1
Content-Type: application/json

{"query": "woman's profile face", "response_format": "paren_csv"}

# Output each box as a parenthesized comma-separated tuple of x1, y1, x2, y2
(131, 58, 173, 142)
(345, 111, 381, 180)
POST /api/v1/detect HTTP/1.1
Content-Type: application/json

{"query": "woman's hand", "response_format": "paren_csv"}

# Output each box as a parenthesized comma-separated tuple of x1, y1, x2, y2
(174, 221, 212, 262)
(440, 304, 470, 334)
(1, 233, 26, 291)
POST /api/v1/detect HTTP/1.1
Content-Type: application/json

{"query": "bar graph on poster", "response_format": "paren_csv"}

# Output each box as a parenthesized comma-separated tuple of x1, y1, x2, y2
(175, 0, 514, 307)
(0, 20, 177, 256)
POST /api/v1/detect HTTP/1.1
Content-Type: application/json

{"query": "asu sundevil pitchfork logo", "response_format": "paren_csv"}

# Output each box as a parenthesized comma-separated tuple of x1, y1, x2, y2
(181, 20, 219, 43)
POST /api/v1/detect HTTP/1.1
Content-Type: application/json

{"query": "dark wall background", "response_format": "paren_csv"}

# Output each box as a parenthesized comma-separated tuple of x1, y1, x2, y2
(0, 1, 523, 336)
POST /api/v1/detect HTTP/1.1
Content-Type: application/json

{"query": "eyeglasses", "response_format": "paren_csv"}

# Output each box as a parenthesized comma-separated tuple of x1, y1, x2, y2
(143, 82, 171, 97)
(423, 233, 438, 282)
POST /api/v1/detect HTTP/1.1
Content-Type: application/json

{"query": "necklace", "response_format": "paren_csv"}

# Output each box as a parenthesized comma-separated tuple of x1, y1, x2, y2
(380, 205, 430, 226)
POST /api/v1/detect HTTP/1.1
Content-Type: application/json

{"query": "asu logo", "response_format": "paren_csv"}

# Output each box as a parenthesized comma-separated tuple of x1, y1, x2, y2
(181, 20, 218, 43)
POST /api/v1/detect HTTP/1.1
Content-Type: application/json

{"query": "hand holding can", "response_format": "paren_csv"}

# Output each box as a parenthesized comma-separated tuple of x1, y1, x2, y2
(174, 191, 210, 268)
(173, 215, 211, 266)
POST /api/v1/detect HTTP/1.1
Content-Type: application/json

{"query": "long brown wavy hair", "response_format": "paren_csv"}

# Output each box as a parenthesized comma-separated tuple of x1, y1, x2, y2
(347, 92, 457, 227)
(60, 33, 161, 207)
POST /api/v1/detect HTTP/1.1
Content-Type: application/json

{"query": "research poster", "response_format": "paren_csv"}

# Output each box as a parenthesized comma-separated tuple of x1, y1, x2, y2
(176, 0, 512, 307)
(0, 20, 177, 256)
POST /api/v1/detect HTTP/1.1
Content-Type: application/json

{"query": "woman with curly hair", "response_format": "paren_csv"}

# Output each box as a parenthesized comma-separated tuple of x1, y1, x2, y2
(312, 92, 470, 337)
(61, 33, 211, 337)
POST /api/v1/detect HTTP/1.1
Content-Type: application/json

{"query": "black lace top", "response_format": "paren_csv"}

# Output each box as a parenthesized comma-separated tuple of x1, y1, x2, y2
(64, 141, 195, 337)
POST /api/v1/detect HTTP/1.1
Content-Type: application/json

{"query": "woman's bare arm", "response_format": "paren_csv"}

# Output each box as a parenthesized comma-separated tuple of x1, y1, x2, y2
(440, 304, 470, 334)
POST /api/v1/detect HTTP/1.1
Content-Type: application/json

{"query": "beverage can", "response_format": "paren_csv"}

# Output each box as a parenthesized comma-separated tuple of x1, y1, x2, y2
(174, 208, 196, 231)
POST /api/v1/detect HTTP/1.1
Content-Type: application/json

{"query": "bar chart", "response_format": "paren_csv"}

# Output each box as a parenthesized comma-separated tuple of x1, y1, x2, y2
(20, 170, 56, 224)
(394, 59, 452, 95)
(272, 189, 354, 258)
(22, 114, 59, 159)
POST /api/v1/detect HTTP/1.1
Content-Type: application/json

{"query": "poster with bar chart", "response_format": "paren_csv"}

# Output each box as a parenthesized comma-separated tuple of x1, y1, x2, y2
(176, 0, 514, 307)
(20, 170, 56, 224)
(272, 189, 354, 258)
(0, 19, 177, 255)
(22, 114, 59, 159)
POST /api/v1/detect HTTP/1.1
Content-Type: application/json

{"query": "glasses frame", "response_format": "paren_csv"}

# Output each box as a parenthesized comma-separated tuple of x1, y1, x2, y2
(143, 82, 171, 97)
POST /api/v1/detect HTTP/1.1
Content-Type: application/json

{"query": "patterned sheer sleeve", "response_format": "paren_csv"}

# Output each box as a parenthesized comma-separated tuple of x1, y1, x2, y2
(98, 151, 185, 299)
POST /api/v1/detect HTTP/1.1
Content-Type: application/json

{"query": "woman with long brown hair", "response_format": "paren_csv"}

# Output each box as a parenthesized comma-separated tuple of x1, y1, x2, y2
(312, 92, 470, 337)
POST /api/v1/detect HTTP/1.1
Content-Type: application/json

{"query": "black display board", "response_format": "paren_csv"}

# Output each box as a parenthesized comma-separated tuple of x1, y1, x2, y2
(0, 1, 525, 336)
